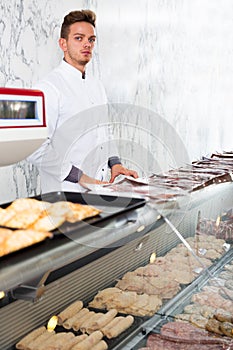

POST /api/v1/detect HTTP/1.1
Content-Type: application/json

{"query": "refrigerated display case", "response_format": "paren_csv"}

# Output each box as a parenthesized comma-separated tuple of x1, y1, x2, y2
(0, 100, 233, 350)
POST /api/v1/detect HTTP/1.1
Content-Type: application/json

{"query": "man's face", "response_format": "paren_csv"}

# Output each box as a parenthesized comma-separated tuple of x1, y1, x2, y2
(59, 21, 96, 69)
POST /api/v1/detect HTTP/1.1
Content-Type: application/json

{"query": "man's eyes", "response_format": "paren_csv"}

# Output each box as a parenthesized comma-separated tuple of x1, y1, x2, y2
(89, 38, 96, 43)
(74, 36, 96, 43)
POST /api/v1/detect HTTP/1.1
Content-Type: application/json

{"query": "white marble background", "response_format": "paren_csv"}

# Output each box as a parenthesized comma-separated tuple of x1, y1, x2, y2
(0, 0, 233, 203)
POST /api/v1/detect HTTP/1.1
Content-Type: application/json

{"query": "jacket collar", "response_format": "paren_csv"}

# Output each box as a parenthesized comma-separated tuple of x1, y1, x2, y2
(61, 59, 87, 79)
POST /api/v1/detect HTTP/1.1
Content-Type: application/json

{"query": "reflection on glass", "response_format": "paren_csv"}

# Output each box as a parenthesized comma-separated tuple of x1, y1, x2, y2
(0, 100, 36, 119)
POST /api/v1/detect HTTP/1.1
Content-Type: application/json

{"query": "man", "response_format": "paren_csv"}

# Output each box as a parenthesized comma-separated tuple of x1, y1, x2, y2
(28, 10, 138, 193)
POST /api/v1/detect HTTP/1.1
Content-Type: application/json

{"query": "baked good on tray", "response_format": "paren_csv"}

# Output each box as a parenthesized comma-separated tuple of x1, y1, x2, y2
(0, 197, 101, 257)
(0, 198, 101, 231)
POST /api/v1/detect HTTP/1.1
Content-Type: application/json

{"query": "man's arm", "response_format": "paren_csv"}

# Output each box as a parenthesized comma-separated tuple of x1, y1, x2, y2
(108, 156, 138, 182)
(64, 165, 83, 183)
(65, 165, 107, 189)
(27, 80, 73, 182)
(109, 164, 138, 183)
(65, 157, 138, 189)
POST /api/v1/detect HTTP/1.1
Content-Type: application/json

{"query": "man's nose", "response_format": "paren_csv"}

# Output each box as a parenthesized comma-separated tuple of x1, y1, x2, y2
(83, 40, 91, 48)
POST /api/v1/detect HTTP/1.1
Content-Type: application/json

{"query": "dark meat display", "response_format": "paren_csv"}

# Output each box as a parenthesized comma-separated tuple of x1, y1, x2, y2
(171, 259, 233, 346)
(161, 322, 229, 344)
(96, 151, 233, 201)
(197, 217, 233, 242)
(141, 322, 233, 349)
(145, 335, 227, 349)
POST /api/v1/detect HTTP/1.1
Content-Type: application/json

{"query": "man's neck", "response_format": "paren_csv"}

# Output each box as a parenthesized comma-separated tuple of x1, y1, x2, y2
(63, 57, 86, 77)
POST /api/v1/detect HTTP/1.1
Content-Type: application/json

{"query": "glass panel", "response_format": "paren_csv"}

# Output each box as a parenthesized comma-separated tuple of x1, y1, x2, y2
(0, 100, 37, 120)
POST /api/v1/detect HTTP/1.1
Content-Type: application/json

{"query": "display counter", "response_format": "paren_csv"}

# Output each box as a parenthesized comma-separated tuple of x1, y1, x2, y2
(1, 88, 231, 349)
(0, 180, 233, 350)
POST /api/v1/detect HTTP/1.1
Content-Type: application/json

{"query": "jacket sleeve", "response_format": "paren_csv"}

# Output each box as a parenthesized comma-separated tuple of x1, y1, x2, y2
(26, 81, 73, 182)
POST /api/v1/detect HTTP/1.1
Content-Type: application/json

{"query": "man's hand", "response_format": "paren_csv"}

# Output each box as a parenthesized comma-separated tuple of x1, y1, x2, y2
(79, 173, 108, 189)
(109, 164, 138, 183)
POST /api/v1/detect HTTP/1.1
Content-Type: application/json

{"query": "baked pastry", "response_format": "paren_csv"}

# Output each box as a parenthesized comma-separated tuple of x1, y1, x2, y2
(0, 228, 52, 257)
(0, 198, 101, 231)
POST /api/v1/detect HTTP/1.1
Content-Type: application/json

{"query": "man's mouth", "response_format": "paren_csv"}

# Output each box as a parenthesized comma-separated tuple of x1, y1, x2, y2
(81, 51, 91, 55)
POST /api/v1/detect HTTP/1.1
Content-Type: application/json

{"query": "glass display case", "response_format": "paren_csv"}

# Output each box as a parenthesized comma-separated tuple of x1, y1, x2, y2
(0, 153, 233, 350)
(125, 199, 233, 349)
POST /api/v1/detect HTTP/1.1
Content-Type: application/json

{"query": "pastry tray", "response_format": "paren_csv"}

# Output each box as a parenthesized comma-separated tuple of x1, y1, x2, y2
(0, 191, 146, 259)
(1, 191, 146, 231)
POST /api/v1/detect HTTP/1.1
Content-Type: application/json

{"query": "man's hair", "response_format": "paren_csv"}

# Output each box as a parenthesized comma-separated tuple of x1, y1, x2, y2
(60, 10, 96, 39)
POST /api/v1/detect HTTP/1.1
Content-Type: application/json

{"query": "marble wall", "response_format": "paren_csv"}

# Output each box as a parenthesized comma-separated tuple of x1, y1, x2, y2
(0, 0, 233, 203)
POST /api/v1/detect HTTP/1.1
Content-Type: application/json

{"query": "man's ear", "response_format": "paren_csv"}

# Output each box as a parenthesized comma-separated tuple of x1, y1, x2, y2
(59, 38, 67, 52)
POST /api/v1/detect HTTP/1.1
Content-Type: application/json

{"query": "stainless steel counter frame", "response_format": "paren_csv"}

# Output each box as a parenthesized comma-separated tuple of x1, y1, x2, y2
(0, 202, 161, 294)
(0, 181, 233, 350)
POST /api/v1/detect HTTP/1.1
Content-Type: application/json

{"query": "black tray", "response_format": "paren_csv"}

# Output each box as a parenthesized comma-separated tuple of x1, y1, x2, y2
(10, 312, 144, 350)
(54, 311, 144, 350)
(1, 191, 146, 234)
(38, 191, 146, 231)
(0, 192, 146, 261)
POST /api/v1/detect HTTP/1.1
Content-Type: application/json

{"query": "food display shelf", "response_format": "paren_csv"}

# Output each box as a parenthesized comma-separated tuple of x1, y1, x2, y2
(0, 182, 233, 350)
(106, 247, 233, 350)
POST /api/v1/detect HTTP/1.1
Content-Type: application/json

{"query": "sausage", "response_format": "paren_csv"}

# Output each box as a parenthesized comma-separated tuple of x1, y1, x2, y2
(57, 300, 83, 324)
(219, 322, 233, 338)
(26, 331, 55, 350)
(36, 332, 74, 350)
(205, 319, 224, 335)
(70, 331, 103, 350)
(47, 334, 88, 350)
(87, 309, 118, 332)
(16, 326, 46, 349)
(103, 315, 134, 339)
(91, 340, 108, 350)
(101, 317, 124, 336)
(81, 313, 103, 334)
(63, 308, 89, 329)
(73, 311, 95, 332)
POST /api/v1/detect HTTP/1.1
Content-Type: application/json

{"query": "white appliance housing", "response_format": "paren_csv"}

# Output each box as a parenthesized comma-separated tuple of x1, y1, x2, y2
(0, 87, 47, 166)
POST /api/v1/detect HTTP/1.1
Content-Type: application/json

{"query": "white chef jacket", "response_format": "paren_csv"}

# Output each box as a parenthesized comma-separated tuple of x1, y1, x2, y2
(27, 60, 118, 193)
